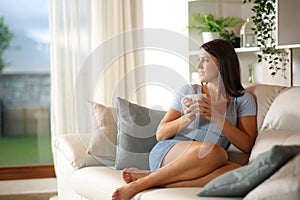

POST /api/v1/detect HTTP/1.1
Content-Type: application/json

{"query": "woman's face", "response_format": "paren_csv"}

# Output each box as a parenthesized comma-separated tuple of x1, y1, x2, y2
(197, 48, 220, 83)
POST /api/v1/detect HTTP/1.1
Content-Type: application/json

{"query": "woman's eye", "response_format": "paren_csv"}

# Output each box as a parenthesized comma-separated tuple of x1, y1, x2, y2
(198, 57, 209, 62)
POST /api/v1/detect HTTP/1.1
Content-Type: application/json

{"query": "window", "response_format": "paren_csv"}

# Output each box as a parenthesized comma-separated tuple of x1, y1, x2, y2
(0, 0, 54, 179)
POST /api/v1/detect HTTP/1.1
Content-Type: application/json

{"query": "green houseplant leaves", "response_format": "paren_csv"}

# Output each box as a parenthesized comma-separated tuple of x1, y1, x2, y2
(188, 12, 243, 46)
(0, 16, 14, 75)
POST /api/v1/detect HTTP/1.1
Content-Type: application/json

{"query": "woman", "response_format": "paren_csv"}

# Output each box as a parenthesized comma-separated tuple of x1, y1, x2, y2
(112, 39, 257, 200)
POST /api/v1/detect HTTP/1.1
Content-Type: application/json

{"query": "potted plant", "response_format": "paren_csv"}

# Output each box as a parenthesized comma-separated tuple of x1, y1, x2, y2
(188, 12, 243, 45)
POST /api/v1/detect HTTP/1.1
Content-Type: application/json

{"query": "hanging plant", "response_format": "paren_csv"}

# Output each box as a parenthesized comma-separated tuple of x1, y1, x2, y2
(243, 0, 289, 77)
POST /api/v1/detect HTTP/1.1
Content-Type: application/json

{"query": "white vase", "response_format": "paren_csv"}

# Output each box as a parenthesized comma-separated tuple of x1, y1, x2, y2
(202, 32, 220, 43)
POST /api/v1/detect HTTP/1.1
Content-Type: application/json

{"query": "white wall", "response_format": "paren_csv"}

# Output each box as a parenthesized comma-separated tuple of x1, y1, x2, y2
(141, 0, 300, 111)
(292, 48, 300, 86)
(142, 0, 189, 110)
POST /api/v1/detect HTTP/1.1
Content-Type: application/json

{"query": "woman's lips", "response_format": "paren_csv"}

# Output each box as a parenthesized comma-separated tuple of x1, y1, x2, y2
(198, 71, 205, 76)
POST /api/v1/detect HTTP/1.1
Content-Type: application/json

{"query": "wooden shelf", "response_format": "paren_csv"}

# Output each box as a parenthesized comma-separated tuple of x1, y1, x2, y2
(235, 47, 260, 53)
(189, 47, 260, 55)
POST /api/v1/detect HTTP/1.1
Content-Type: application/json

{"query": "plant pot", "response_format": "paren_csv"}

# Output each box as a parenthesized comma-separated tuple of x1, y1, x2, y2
(202, 32, 220, 43)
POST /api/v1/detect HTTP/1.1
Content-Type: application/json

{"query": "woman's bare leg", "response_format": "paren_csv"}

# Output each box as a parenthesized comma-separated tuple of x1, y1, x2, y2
(121, 141, 233, 184)
(121, 161, 239, 186)
(112, 141, 228, 200)
(164, 161, 240, 187)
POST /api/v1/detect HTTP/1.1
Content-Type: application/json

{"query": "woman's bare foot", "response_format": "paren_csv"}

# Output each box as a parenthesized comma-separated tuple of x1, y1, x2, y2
(112, 185, 132, 200)
(112, 181, 143, 200)
(121, 168, 150, 184)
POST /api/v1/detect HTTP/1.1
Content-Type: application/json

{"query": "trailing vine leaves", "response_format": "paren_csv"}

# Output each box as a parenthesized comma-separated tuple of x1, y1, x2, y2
(243, 0, 289, 78)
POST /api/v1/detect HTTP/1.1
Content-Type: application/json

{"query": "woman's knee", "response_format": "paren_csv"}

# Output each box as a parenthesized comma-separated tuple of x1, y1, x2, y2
(192, 142, 228, 163)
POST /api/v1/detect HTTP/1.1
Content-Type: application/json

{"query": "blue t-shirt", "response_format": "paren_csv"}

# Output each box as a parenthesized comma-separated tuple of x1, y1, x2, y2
(170, 84, 257, 149)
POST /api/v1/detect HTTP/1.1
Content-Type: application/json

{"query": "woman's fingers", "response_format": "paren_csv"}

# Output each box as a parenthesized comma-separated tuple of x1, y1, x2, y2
(198, 97, 211, 118)
(183, 98, 194, 108)
(183, 98, 199, 122)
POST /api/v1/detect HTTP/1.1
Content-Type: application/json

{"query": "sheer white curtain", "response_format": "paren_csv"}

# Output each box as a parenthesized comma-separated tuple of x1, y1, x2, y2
(49, 0, 144, 137)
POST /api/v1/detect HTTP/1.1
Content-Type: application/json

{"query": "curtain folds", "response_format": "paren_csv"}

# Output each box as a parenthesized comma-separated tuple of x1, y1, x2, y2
(49, 0, 144, 139)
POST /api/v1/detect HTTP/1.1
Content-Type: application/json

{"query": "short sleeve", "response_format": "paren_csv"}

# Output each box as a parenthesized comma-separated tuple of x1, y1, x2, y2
(236, 92, 257, 117)
(170, 84, 196, 113)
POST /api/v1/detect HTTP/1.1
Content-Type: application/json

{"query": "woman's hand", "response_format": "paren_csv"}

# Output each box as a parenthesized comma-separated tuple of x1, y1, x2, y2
(182, 97, 199, 123)
(198, 93, 226, 122)
(198, 96, 211, 120)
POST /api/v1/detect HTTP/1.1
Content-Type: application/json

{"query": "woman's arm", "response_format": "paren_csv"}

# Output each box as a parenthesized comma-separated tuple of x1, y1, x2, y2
(215, 115, 257, 154)
(199, 96, 257, 154)
(155, 109, 183, 141)
(156, 98, 199, 141)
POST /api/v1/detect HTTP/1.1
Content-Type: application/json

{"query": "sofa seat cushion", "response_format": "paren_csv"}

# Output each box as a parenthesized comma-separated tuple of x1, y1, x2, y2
(141, 188, 241, 200)
(71, 166, 240, 200)
(71, 166, 123, 199)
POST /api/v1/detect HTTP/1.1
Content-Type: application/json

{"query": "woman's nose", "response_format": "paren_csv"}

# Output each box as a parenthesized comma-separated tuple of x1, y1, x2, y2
(197, 61, 203, 69)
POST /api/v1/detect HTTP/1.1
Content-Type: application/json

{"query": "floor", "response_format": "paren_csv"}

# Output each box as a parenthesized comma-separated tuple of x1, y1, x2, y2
(0, 178, 57, 195)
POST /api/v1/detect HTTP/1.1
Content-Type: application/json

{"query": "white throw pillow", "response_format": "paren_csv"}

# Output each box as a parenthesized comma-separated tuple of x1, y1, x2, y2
(87, 101, 117, 166)
(262, 87, 300, 131)
(244, 153, 300, 200)
(250, 129, 300, 162)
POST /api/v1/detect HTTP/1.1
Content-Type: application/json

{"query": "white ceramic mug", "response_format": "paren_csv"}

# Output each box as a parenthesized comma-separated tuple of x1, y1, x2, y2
(182, 93, 207, 131)
(184, 93, 207, 102)
(182, 93, 207, 113)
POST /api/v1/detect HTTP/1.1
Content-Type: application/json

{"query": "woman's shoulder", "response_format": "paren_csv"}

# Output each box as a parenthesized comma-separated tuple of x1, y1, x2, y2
(238, 91, 253, 99)
(181, 84, 193, 90)
(177, 84, 195, 95)
(235, 91, 255, 104)
(235, 91, 256, 111)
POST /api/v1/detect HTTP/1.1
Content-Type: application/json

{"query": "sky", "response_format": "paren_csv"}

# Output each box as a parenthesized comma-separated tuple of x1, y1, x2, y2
(0, 0, 50, 71)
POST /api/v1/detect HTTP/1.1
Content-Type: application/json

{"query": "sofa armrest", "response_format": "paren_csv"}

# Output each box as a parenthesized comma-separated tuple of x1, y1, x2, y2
(53, 134, 104, 200)
(53, 133, 103, 169)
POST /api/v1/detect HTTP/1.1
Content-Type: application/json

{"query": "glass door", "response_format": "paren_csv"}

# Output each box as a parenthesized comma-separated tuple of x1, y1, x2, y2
(0, 0, 54, 179)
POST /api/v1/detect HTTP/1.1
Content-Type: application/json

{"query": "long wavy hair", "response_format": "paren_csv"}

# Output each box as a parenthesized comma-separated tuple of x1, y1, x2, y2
(201, 39, 245, 97)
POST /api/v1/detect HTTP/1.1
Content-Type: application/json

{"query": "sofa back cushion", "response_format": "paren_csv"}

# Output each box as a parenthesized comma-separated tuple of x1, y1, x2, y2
(245, 84, 286, 132)
(262, 86, 300, 131)
(249, 86, 300, 162)
(250, 129, 300, 161)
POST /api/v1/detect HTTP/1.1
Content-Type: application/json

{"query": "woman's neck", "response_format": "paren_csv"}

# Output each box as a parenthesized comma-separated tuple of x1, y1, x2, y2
(206, 82, 228, 102)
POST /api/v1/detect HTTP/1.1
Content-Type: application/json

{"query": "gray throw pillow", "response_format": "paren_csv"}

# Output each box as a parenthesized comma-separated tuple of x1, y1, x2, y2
(244, 153, 300, 200)
(115, 97, 166, 170)
(197, 145, 300, 197)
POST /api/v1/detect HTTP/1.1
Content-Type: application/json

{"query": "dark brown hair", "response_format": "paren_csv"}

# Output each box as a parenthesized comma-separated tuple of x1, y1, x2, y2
(201, 39, 245, 97)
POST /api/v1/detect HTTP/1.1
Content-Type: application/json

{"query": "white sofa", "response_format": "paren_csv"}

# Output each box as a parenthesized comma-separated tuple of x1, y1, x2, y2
(53, 84, 300, 200)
